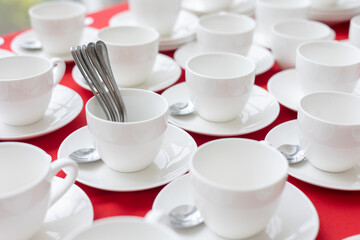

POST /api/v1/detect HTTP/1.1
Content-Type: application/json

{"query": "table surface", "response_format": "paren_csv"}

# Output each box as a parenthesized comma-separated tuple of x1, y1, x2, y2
(1, 2, 359, 240)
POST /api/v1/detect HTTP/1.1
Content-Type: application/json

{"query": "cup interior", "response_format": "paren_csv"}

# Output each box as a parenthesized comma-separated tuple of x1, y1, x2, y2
(191, 139, 288, 190)
(199, 14, 255, 34)
(67, 217, 176, 240)
(86, 89, 168, 123)
(272, 20, 331, 40)
(299, 92, 360, 125)
(29, 2, 86, 19)
(0, 56, 51, 80)
(297, 41, 360, 66)
(98, 26, 159, 46)
(187, 53, 255, 79)
(0, 142, 50, 197)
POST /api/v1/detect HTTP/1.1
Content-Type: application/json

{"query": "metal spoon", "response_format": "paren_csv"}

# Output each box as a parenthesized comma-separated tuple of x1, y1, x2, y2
(169, 102, 195, 116)
(277, 144, 306, 164)
(68, 148, 101, 163)
(169, 204, 203, 228)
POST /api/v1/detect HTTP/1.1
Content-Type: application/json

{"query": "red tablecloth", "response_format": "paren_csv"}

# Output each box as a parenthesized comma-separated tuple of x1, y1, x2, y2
(1, 2, 359, 240)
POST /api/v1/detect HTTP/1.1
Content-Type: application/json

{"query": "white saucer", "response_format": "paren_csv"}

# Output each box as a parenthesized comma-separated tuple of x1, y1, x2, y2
(308, 0, 360, 24)
(11, 27, 99, 62)
(153, 174, 319, 240)
(30, 177, 93, 240)
(72, 53, 181, 92)
(58, 124, 197, 192)
(182, 0, 255, 16)
(267, 69, 360, 112)
(0, 49, 15, 58)
(174, 41, 274, 75)
(162, 82, 280, 137)
(0, 85, 83, 140)
(344, 235, 360, 240)
(265, 120, 360, 191)
(109, 10, 198, 50)
(0, 37, 4, 46)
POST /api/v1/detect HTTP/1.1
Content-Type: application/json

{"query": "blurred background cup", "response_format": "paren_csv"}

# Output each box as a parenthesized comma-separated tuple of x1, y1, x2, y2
(29, 1, 86, 56)
(310, 0, 338, 7)
(296, 40, 360, 95)
(190, 138, 288, 239)
(196, 12, 255, 56)
(85, 89, 168, 172)
(271, 19, 335, 70)
(0, 142, 78, 240)
(0, 55, 65, 126)
(298, 92, 360, 172)
(349, 15, 360, 48)
(186, 52, 255, 122)
(97, 26, 159, 87)
(255, 0, 310, 48)
(64, 216, 180, 240)
(128, 0, 181, 37)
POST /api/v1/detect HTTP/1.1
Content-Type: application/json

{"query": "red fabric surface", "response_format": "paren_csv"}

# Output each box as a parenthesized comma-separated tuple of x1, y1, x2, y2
(1, 2, 360, 240)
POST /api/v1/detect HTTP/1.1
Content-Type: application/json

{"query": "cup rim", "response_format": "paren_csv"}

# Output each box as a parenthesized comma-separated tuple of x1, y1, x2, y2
(0, 142, 51, 199)
(0, 55, 53, 82)
(257, 0, 310, 9)
(197, 12, 255, 35)
(186, 52, 256, 80)
(299, 91, 360, 126)
(85, 89, 168, 125)
(189, 138, 288, 192)
(296, 40, 360, 67)
(271, 19, 332, 41)
(98, 26, 160, 47)
(28, 1, 86, 20)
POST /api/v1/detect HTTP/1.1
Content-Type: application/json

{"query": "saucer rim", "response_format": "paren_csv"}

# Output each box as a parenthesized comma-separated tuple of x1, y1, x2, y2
(72, 53, 181, 92)
(265, 120, 360, 191)
(162, 82, 280, 137)
(153, 174, 320, 240)
(173, 41, 274, 75)
(0, 85, 83, 140)
(31, 176, 93, 240)
(0, 49, 15, 58)
(58, 124, 197, 192)
(181, 0, 255, 16)
(10, 27, 99, 62)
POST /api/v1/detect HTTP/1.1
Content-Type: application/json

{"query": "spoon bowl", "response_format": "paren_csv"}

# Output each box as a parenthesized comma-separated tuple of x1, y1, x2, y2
(277, 144, 306, 164)
(169, 101, 195, 116)
(68, 147, 101, 163)
(169, 204, 203, 228)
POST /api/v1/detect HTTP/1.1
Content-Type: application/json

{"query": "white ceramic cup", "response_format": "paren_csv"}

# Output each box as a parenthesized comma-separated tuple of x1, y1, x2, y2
(0, 55, 66, 126)
(97, 26, 159, 87)
(271, 19, 335, 70)
(128, 0, 181, 36)
(296, 40, 360, 95)
(255, 0, 310, 47)
(298, 92, 360, 172)
(64, 216, 180, 240)
(310, 0, 338, 7)
(190, 138, 288, 239)
(86, 89, 168, 172)
(196, 12, 255, 56)
(0, 142, 78, 240)
(29, 1, 86, 56)
(349, 15, 360, 48)
(186, 52, 255, 122)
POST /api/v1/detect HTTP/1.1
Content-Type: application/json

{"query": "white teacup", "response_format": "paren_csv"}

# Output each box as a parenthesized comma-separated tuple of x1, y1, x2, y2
(29, 1, 86, 56)
(85, 89, 168, 172)
(298, 92, 360, 172)
(310, 0, 338, 7)
(255, 0, 310, 46)
(128, 0, 181, 36)
(271, 19, 335, 69)
(296, 40, 360, 95)
(192, 0, 233, 13)
(64, 216, 180, 240)
(186, 52, 255, 122)
(97, 26, 159, 87)
(0, 142, 78, 240)
(349, 15, 360, 48)
(196, 12, 255, 56)
(0, 55, 65, 126)
(190, 138, 288, 239)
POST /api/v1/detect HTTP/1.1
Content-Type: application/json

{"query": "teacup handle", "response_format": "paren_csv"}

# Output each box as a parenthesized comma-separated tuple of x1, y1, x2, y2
(49, 158, 78, 206)
(50, 58, 66, 86)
